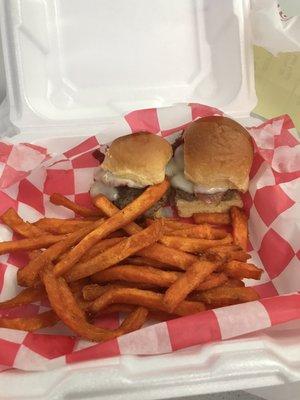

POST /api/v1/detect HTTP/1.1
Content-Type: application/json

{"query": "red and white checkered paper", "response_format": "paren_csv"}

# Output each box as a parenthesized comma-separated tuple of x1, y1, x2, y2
(0, 104, 299, 371)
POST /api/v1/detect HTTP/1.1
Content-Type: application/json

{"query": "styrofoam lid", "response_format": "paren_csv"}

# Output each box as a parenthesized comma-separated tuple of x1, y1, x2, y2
(1, 0, 256, 134)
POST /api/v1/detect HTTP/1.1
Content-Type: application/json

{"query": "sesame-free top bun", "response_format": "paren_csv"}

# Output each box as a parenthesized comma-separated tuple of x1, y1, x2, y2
(102, 132, 172, 186)
(184, 116, 254, 192)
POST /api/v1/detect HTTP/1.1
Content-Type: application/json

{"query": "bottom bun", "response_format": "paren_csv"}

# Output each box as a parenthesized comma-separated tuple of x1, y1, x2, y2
(176, 192, 243, 217)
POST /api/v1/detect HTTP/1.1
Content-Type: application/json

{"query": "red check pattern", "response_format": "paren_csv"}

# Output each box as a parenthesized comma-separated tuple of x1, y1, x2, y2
(0, 105, 299, 371)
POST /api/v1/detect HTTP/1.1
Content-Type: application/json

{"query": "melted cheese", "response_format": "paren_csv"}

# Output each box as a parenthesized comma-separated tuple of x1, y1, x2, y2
(165, 159, 180, 177)
(94, 168, 144, 188)
(91, 167, 147, 200)
(171, 172, 194, 193)
(194, 184, 226, 194)
(90, 181, 119, 201)
(168, 144, 193, 193)
(174, 145, 184, 170)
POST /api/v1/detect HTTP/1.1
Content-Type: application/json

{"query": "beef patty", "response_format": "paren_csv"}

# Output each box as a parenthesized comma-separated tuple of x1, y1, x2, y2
(174, 188, 237, 205)
(114, 186, 169, 217)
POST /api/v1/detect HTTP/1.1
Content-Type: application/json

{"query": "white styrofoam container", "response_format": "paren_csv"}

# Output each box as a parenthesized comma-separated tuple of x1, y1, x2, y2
(1, 319, 300, 399)
(1, 1, 299, 399)
(0, 0, 256, 137)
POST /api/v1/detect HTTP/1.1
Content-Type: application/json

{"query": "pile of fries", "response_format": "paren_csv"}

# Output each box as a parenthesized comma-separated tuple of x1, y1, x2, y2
(0, 180, 263, 342)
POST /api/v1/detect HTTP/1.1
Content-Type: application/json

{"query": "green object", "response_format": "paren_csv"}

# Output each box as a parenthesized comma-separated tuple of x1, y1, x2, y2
(254, 46, 300, 131)
(279, 0, 300, 16)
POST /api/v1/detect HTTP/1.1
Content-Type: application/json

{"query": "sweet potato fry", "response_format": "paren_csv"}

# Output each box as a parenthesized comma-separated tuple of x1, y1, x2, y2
(196, 272, 228, 290)
(162, 219, 197, 230)
(80, 237, 125, 262)
(95, 304, 175, 322)
(146, 218, 227, 239)
(42, 268, 148, 341)
(28, 250, 42, 260)
(225, 251, 251, 262)
(94, 196, 200, 270)
(92, 264, 225, 294)
(17, 222, 104, 287)
(137, 244, 194, 270)
(50, 193, 103, 218)
(149, 310, 176, 321)
(106, 230, 126, 238)
(0, 234, 67, 256)
(82, 284, 111, 301)
(83, 282, 159, 301)
(193, 212, 231, 225)
(204, 245, 250, 262)
(88, 287, 206, 316)
(0, 287, 45, 309)
(223, 261, 263, 280)
(91, 265, 179, 288)
(0, 310, 59, 331)
(54, 180, 169, 275)
(65, 220, 164, 281)
(163, 260, 217, 312)
(207, 245, 240, 252)
(69, 278, 90, 296)
(116, 306, 149, 333)
(160, 235, 232, 253)
(146, 218, 194, 231)
(94, 196, 141, 235)
(191, 286, 259, 308)
(56, 238, 122, 264)
(124, 256, 174, 270)
(0, 208, 44, 237)
(230, 206, 248, 251)
(169, 225, 228, 240)
(225, 278, 245, 288)
(34, 218, 97, 234)
(111, 281, 160, 291)
(96, 303, 135, 315)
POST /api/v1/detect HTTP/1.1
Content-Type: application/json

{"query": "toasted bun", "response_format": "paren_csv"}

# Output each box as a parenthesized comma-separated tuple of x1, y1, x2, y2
(102, 132, 172, 186)
(184, 116, 253, 192)
(176, 192, 243, 217)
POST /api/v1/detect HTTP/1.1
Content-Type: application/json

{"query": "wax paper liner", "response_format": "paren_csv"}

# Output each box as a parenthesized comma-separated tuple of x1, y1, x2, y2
(0, 103, 299, 371)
